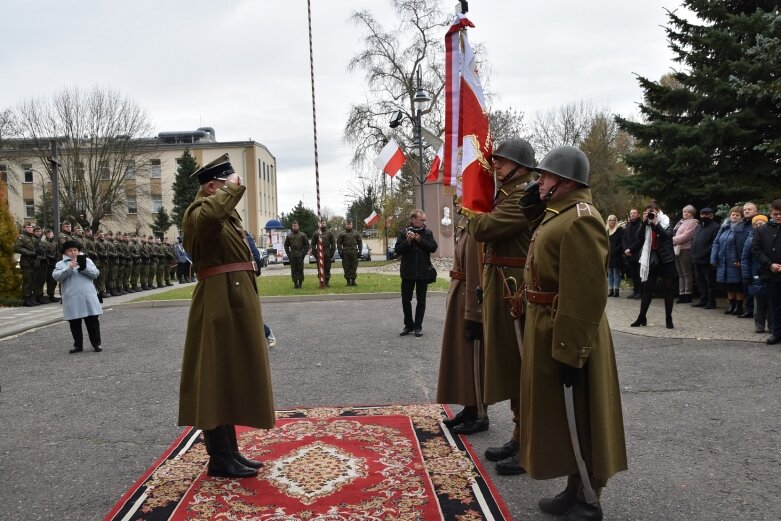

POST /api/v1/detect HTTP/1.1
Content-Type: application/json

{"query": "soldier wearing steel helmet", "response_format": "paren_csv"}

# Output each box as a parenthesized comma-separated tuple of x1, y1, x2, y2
(459, 138, 544, 475)
(519, 145, 627, 521)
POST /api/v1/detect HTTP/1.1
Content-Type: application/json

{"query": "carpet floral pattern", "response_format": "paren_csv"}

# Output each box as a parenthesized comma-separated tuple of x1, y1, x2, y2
(105, 404, 511, 520)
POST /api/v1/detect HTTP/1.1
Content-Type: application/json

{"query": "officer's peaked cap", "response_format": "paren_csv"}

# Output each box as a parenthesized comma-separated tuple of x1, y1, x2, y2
(191, 153, 235, 184)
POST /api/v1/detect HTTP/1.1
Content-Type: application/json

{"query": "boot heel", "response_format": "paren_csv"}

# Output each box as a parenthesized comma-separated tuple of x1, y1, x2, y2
(630, 316, 647, 327)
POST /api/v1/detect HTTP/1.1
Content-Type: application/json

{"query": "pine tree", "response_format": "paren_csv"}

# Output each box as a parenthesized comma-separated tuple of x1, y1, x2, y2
(151, 207, 174, 238)
(616, 1, 781, 211)
(280, 201, 318, 237)
(0, 184, 22, 301)
(171, 149, 199, 233)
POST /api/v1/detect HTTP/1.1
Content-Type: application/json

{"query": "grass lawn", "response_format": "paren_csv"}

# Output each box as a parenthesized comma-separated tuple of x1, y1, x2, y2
(131, 272, 449, 301)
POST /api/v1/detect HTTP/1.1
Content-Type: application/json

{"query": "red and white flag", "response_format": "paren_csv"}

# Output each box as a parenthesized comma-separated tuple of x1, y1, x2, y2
(444, 14, 494, 214)
(426, 144, 444, 182)
(374, 139, 405, 177)
(364, 210, 380, 227)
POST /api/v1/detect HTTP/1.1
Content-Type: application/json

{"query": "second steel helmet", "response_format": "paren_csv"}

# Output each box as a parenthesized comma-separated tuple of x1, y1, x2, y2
(491, 139, 536, 170)
(535, 145, 590, 187)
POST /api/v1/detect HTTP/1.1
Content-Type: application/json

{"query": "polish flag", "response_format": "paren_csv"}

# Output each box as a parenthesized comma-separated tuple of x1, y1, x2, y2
(374, 139, 405, 177)
(426, 144, 444, 182)
(364, 210, 380, 227)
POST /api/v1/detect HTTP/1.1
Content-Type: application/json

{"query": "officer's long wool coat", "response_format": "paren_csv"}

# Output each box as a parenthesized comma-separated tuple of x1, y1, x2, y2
(520, 187, 627, 481)
(436, 215, 483, 405)
(466, 173, 536, 404)
(178, 184, 275, 430)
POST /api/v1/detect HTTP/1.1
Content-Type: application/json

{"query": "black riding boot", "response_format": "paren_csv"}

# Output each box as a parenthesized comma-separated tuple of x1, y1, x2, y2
(224, 425, 263, 469)
(202, 427, 257, 478)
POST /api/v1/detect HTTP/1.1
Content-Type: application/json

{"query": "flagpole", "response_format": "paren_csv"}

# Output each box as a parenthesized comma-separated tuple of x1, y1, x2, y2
(307, 0, 325, 288)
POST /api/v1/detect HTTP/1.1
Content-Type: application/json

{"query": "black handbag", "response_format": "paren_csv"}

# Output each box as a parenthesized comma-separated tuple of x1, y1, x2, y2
(427, 265, 437, 284)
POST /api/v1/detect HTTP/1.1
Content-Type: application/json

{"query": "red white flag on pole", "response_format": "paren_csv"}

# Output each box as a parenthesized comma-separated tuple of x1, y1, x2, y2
(364, 210, 380, 227)
(426, 144, 444, 182)
(444, 14, 494, 214)
(374, 139, 405, 177)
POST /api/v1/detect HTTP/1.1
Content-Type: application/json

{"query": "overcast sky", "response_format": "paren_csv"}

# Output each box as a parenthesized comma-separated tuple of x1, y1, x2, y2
(2, 0, 683, 216)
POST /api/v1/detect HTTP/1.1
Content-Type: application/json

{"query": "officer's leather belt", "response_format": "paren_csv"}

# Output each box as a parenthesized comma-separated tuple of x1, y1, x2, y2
(449, 270, 466, 281)
(525, 288, 558, 305)
(484, 254, 526, 267)
(197, 262, 256, 280)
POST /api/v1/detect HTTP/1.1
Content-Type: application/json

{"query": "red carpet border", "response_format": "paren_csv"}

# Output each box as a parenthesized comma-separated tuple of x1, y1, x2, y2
(105, 404, 512, 520)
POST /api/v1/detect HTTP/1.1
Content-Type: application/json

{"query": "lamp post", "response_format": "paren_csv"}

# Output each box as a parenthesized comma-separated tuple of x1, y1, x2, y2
(413, 67, 431, 212)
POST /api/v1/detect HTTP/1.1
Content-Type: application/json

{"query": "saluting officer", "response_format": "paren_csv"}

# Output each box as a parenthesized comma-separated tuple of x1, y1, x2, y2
(310, 220, 336, 286)
(463, 138, 542, 475)
(338, 219, 362, 286)
(284, 221, 309, 288)
(519, 146, 627, 521)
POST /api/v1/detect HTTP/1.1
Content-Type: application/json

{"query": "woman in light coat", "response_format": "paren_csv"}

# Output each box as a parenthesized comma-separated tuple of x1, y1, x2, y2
(53, 240, 103, 353)
(672, 205, 699, 303)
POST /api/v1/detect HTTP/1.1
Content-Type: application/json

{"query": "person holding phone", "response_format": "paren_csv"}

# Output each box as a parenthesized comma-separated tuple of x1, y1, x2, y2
(52, 240, 103, 353)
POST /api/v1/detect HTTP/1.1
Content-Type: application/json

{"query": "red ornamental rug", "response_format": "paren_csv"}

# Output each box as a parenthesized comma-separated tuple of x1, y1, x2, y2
(105, 404, 512, 520)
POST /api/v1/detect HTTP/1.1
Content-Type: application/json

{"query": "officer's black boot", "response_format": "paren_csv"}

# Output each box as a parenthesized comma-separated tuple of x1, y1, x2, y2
(202, 427, 257, 478)
(538, 487, 578, 515)
(225, 425, 263, 469)
(564, 500, 603, 521)
(443, 407, 473, 428)
(485, 439, 519, 462)
(495, 453, 526, 475)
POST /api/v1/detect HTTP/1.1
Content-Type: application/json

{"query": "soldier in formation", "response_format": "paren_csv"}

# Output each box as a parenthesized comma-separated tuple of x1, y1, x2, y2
(94, 230, 111, 299)
(338, 219, 362, 286)
(310, 220, 336, 286)
(42, 229, 60, 302)
(284, 221, 309, 288)
(14, 223, 47, 306)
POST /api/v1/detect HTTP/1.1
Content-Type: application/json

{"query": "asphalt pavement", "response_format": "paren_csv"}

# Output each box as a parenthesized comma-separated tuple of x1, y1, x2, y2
(0, 274, 779, 520)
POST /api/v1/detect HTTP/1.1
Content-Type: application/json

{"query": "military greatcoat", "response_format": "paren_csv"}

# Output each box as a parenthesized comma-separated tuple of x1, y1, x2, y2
(178, 183, 275, 430)
(466, 172, 536, 404)
(520, 186, 627, 481)
(436, 215, 483, 405)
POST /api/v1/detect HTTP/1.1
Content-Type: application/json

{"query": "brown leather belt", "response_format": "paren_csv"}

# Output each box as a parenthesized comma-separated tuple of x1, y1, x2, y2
(197, 261, 256, 280)
(449, 270, 466, 281)
(484, 254, 526, 267)
(525, 288, 558, 305)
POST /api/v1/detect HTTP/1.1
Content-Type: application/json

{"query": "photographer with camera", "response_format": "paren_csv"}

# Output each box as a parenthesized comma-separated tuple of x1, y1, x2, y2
(395, 209, 438, 337)
(53, 240, 103, 353)
(630, 204, 677, 329)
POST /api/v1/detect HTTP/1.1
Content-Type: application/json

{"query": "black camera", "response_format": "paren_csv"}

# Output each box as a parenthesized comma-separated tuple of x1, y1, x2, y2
(647, 212, 656, 220)
(76, 253, 87, 271)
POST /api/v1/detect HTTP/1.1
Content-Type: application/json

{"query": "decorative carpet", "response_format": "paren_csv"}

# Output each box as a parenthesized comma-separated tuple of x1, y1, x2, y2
(105, 404, 512, 520)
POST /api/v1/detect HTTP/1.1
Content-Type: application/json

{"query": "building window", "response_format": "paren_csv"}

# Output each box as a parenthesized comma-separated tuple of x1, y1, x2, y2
(126, 196, 137, 214)
(25, 199, 35, 217)
(258, 159, 262, 179)
(0, 164, 7, 183)
(74, 161, 85, 180)
(124, 160, 136, 179)
(98, 160, 110, 180)
(149, 159, 161, 178)
(23, 164, 34, 183)
(151, 195, 163, 212)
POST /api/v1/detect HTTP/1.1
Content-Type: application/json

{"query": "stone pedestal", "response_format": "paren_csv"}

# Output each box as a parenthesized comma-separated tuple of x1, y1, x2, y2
(415, 181, 455, 259)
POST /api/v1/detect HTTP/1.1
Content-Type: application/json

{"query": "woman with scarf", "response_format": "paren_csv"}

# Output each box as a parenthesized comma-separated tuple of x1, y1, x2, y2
(711, 206, 746, 315)
(631, 204, 676, 328)
(606, 215, 625, 297)
(672, 205, 699, 303)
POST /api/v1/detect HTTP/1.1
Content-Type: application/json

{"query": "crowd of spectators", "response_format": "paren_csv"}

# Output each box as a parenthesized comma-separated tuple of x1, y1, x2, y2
(608, 200, 781, 345)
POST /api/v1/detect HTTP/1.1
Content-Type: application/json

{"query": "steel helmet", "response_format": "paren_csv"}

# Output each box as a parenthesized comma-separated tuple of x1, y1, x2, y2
(491, 139, 536, 170)
(535, 145, 590, 187)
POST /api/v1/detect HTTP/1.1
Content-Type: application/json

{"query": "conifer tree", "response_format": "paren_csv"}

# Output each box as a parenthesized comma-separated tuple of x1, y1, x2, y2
(0, 185, 22, 301)
(151, 207, 174, 238)
(171, 150, 199, 233)
(616, 1, 781, 211)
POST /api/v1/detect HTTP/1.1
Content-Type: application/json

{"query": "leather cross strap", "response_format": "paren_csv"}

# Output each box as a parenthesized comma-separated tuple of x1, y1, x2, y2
(197, 261, 256, 280)
(484, 254, 526, 267)
(525, 288, 558, 305)
(449, 270, 466, 281)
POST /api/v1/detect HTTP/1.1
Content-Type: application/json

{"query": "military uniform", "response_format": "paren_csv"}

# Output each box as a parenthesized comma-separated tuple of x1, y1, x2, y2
(179, 153, 274, 479)
(284, 228, 309, 287)
(163, 239, 175, 286)
(139, 237, 151, 289)
(105, 232, 119, 296)
(14, 225, 43, 306)
(94, 232, 110, 298)
(41, 231, 60, 302)
(58, 222, 75, 251)
(437, 213, 486, 428)
(338, 225, 362, 285)
(310, 226, 336, 286)
(148, 236, 160, 288)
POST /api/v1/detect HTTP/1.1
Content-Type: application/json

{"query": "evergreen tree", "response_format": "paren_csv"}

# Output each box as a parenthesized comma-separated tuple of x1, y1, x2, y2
(0, 185, 22, 301)
(346, 186, 380, 233)
(279, 201, 318, 237)
(616, 1, 781, 211)
(171, 149, 199, 233)
(151, 207, 174, 238)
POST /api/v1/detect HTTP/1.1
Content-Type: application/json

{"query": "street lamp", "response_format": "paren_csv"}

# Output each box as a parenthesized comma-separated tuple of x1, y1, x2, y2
(413, 67, 431, 212)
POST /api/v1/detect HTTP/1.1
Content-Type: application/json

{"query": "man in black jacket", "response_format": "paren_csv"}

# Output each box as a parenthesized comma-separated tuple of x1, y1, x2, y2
(622, 208, 644, 298)
(395, 209, 438, 337)
(690, 207, 720, 308)
(751, 199, 781, 345)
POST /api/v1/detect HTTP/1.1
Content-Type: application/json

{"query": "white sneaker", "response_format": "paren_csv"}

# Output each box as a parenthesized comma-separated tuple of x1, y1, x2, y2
(267, 330, 276, 348)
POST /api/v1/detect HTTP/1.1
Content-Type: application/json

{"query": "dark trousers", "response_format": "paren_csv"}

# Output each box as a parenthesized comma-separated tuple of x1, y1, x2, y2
(742, 280, 754, 313)
(401, 278, 428, 329)
(626, 259, 641, 294)
(68, 315, 101, 349)
(638, 262, 676, 319)
(693, 263, 716, 303)
(176, 262, 189, 281)
(766, 280, 781, 336)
